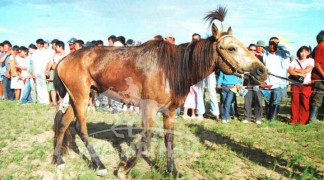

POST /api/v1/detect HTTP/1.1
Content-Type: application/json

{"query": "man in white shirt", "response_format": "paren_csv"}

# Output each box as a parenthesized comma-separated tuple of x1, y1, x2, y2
(262, 37, 293, 120)
(32, 39, 51, 104)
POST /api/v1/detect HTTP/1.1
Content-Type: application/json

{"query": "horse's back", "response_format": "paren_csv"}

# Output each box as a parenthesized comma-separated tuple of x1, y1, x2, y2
(57, 46, 173, 106)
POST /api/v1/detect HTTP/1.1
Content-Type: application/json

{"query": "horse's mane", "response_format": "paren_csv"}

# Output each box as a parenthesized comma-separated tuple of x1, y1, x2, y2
(141, 38, 217, 104)
(204, 5, 228, 31)
(184, 37, 217, 86)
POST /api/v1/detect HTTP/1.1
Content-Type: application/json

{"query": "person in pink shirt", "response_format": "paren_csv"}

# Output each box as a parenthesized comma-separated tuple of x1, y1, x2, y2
(288, 46, 314, 125)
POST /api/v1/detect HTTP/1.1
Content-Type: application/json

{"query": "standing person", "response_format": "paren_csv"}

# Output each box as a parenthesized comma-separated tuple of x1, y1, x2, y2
(288, 46, 314, 125)
(114, 36, 126, 47)
(0, 43, 4, 99)
(52, 41, 67, 108)
(16, 46, 31, 103)
(261, 37, 293, 121)
(164, 33, 175, 44)
(95, 40, 104, 47)
(255, 40, 265, 62)
(28, 44, 37, 102)
(67, 37, 77, 53)
(107, 35, 117, 46)
(8, 45, 24, 100)
(154, 35, 163, 41)
(0, 40, 14, 100)
(242, 44, 264, 124)
(217, 71, 243, 123)
(33, 39, 51, 104)
(310, 30, 324, 122)
(182, 85, 198, 119)
(193, 33, 220, 120)
(20, 46, 33, 104)
(75, 40, 84, 50)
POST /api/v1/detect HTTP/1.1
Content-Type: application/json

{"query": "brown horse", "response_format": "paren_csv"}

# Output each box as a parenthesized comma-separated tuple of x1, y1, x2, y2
(53, 19, 267, 179)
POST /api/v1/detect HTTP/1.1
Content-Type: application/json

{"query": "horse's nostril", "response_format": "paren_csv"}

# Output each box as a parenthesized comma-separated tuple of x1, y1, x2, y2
(257, 67, 264, 75)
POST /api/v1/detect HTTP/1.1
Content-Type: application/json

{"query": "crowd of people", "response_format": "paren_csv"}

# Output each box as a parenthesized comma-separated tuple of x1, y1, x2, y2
(0, 30, 323, 125)
(182, 31, 324, 125)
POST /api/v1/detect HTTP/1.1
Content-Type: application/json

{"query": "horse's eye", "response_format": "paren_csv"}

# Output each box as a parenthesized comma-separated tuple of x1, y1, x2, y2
(228, 47, 236, 52)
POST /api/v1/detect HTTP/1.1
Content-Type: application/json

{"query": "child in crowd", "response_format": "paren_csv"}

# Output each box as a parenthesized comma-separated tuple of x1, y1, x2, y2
(217, 71, 243, 123)
(182, 85, 198, 120)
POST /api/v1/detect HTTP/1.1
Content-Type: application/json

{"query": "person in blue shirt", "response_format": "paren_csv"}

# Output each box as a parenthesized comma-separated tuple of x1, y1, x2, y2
(217, 71, 243, 123)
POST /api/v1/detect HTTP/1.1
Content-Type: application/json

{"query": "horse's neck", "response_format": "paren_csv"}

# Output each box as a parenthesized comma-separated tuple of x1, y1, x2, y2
(188, 64, 215, 86)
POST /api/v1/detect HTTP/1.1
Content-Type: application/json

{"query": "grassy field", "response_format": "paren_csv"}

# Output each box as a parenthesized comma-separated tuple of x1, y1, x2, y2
(0, 97, 323, 179)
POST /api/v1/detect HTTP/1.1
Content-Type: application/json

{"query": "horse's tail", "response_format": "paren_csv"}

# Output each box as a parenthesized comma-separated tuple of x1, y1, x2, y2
(53, 110, 72, 155)
(54, 69, 67, 98)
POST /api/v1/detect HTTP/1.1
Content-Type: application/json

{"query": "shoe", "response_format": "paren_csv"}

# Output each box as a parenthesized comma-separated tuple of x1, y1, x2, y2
(242, 120, 250, 123)
(112, 109, 120, 114)
(88, 106, 95, 111)
(182, 115, 191, 119)
(191, 115, 198, 119)
(221, 120, 228, 124)
(256, 120, 262, 124)
(197, 115, 203, 121)
(122, 105, 128, 112)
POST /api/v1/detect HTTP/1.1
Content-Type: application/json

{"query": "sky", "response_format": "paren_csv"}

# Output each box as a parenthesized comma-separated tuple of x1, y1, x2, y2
(0, 0, 323, 53)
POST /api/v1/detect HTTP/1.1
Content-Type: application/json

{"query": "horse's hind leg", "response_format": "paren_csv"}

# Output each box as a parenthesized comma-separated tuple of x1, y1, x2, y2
(163, 109, 179, 177)
(118, 100, 157, 178)
(73, 95, 107, 176)
(53, 105, 75, 169)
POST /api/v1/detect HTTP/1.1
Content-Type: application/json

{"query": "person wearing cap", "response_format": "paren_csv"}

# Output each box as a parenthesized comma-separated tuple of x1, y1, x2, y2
(261, 37, 293, 121)
(67, 37, 77, 53)
(0, 40, 15, 100)
(32, 38, 51, 104)
(256, 40, 265, 62)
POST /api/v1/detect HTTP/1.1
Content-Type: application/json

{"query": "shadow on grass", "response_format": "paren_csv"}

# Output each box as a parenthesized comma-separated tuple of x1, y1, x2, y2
(188, 123, 322, 179)
(68, 121, 165, 176)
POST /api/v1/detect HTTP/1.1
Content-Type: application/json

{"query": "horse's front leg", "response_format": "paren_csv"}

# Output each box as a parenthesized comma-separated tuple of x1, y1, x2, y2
(118, 100, 157, 178)
(163, 108, 179, 177)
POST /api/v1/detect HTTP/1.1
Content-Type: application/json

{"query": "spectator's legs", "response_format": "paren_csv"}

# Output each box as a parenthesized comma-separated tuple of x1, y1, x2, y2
(299, 86, 312, 124)
(207, 72, 220, 117)
(244, 90, 253, 121)
(21, 79, 32, 104)
(290, 85, 300, 124)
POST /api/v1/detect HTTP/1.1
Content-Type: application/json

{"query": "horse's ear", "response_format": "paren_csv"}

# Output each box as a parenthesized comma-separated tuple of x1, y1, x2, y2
(227, 26, 233, 35)
(212, 23, 221, 39)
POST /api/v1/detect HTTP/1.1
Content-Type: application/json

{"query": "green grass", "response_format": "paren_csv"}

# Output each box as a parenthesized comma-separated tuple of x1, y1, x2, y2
(0, 98, 323, 179)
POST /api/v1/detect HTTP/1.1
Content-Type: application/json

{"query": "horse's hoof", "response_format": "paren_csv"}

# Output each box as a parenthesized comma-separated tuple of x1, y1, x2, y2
(97, 169, 107, 176)
(117, 166, 127, 179)
(57, 163, 66, 170)
(117, 172, 127, 180)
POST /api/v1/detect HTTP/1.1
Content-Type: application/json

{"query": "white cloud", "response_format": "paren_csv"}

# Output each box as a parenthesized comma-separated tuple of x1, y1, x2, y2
(0, 27, 18, 34)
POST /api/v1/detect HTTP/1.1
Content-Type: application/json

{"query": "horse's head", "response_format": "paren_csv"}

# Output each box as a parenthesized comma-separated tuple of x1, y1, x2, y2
(211, 23, 268, 83)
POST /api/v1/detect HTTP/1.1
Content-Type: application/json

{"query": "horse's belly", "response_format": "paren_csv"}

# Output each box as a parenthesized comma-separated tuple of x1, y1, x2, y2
(100, 89, 140, 106)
